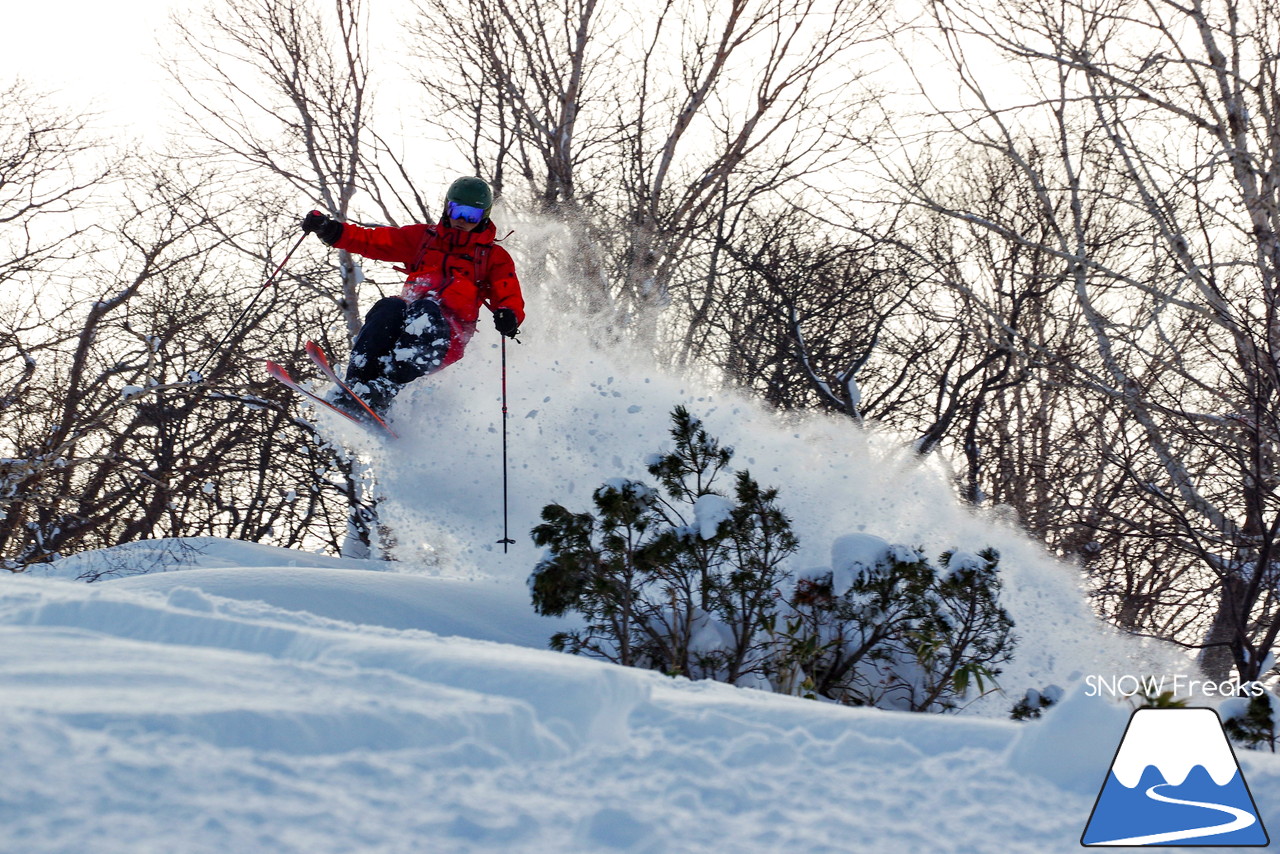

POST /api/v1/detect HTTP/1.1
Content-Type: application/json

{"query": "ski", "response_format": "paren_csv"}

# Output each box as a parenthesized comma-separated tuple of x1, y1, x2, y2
(264, 359, 397, 439)
(302, 341, 398, 437)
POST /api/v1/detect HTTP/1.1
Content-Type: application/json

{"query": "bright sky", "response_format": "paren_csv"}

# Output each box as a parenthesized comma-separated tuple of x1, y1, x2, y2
(3, 0, 195, 138)
(2, 0, 451, 183)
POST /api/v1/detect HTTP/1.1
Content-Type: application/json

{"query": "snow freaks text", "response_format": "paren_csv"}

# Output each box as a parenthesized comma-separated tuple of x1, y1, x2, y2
(1085, 674, 1268, 700)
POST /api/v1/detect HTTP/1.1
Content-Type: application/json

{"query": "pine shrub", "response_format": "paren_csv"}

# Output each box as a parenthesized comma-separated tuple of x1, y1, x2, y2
(530, 405, 1019, 712)
(780, 541, 1017, 711)
(530, 406, 796, 684)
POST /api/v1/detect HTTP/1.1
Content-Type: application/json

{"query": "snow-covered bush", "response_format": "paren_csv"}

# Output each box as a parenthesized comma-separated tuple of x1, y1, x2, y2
(779, 537, 1017, 712)
(530, 406, 796, 684)
(1010, 685, 1064, 721)
(530, 406, 1017, 713)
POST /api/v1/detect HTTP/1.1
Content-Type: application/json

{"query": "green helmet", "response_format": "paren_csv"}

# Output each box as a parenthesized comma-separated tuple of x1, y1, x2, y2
(445, 176, 493, 215)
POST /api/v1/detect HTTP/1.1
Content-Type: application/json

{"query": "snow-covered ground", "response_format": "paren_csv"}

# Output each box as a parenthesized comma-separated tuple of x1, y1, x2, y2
(5, 540, 1278, 853)
(4, 302, 1277, 851)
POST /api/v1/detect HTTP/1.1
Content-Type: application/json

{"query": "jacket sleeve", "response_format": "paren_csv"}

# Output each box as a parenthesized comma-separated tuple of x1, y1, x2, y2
(333, 223, 422, 266)
(486, 246, 526, 325)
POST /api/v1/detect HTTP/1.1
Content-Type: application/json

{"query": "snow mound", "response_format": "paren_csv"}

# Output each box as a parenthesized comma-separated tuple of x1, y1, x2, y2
(31, 536, 392, 580)
(110, 565, 573, 646)
(1006, 683, 1132, 792)
(4, 546, 1279, 852)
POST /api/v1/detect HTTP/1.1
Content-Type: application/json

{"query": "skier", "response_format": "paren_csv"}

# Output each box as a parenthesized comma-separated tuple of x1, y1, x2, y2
(300, 176, 524, 418)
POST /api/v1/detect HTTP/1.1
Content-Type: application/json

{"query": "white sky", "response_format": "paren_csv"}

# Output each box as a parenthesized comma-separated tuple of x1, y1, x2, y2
(2, 0, 195, 138)
(1, 0, 460, 214)
(0, 0, 1024, 213)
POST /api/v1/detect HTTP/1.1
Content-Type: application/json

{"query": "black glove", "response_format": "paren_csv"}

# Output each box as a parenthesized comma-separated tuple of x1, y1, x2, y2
(301, 210, 343, 245)
(493, 307, 520, 338)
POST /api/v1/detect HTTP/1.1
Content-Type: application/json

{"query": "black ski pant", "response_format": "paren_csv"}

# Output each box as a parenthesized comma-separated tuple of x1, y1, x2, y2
(346, 296, 451, 387)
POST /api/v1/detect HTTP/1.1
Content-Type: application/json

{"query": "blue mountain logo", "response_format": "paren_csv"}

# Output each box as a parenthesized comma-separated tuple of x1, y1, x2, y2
(1082, 707, 1269, 847)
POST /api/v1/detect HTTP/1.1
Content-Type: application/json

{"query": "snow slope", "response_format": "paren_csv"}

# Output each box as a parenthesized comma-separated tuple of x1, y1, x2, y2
(2, 545, 1269, 850)
(3, 543, 1278, 853)
(5, 294, 1277, 851)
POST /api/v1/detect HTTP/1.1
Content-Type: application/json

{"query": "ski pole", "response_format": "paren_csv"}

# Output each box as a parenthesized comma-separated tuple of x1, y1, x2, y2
(497, 333, 517, 553)
(194, 231, 307, 382)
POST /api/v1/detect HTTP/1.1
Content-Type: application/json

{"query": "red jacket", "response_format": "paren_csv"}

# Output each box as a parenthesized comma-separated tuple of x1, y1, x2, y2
(335, 220, 525, 367)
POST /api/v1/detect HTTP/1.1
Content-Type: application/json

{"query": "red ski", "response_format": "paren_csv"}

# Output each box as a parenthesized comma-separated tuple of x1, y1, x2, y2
(264, 353, 397, 439)
(304, 341, 397, 432)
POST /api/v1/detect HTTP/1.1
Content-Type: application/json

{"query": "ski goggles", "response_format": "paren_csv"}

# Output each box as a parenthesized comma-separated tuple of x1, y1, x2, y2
(447, 201, 487, 223)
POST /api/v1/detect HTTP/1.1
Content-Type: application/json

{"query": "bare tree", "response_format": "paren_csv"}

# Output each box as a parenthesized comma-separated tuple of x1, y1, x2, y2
(408, 0, 889, 354)
(168, 0, 409, 342)
(405, 0, 626, 310)
(167, 0, 436, 557)
(1, 159, 360, 569)
(695, 208, 906, 416)
(889, 0, 1280, 681)
(0, 81, 109, 296)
